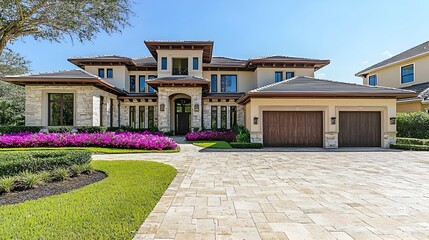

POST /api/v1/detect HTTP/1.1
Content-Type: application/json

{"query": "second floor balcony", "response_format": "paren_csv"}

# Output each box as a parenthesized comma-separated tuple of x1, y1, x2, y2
(172, 68, 188, 75)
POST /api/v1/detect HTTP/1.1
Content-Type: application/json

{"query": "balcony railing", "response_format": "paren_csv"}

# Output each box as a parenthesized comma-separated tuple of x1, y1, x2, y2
(172, 68, 188, 75)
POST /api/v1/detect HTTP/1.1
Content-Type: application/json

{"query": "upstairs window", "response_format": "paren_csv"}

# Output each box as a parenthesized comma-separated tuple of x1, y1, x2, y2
(161, 57, 167, 70)
(275, 72, 283, 83)
(221, 75, 237, 92)
(286, 72, 295, 79)
(172, 58, 188, 75)
(139, 75, 146, 92)
(369, 75, 377, 86)
(211, 75, 218, 92)
(193, 57, 199, 70)
(98, 68, 105, 78)
(401, 64, 414, 84)
(106, 68, 113, 78)
(148, 75, 156, 92)
(129, 75, 136, 92)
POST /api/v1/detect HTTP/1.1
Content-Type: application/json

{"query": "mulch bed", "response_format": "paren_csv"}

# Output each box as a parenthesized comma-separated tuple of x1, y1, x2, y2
(0, 171, 106, 206)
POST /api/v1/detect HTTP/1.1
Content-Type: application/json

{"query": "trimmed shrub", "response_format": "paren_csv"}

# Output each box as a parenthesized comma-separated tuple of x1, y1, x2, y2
(0, 150, 92, 177)
(185, 131, 237, 142)
(397, 137, 429, 146)
(47, 126, 107, 133)
(106, 126, 160, 133)
(390, 143, 429, 151)
(397, 112, 429, 139)
(0, 126, 40, 134)
(230, 142, 263, 148)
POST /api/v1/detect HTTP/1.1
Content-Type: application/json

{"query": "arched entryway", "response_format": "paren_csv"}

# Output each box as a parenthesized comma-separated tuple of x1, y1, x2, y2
(174, 98, 191, 134)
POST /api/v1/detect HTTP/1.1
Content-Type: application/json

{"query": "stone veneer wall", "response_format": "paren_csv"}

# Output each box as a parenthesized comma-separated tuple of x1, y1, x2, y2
(118, 100, 158, 128)
(202, 99, 244, 130)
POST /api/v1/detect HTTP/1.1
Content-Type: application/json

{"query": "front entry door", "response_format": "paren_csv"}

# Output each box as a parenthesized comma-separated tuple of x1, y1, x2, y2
(175, 98, 191, 135)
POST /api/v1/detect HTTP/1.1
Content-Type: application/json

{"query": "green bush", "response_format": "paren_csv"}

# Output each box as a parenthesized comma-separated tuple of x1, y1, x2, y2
(106, 126, 158, 133)
(390, 143, 429, 151)
(0, 126, 40, 134)
(0, 126, 107, 134)
(230, 142, 263, 148)
(17, 171, 44, 189)
(234, 125, 250, 143)
(397, 137, 429, 146)
(51, 168, 70, 181)
(397, 112, 429, 139)
(0, 176, 16, 193)
(0, 150, 91, 177)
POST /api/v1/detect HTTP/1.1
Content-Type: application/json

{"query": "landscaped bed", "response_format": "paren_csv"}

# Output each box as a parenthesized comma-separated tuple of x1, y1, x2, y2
(390, 137, 429, 151)
(0, 160, 176, 239)
(186, 128, 264, 149)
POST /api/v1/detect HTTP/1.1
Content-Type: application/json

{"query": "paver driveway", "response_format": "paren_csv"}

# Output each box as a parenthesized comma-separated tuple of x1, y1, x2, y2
(93, 143, 429, 240)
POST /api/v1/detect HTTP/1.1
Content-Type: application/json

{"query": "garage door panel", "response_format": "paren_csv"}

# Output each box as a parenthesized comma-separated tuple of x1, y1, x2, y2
(339, 111, 381, 147)
(263, 111, 323, 147)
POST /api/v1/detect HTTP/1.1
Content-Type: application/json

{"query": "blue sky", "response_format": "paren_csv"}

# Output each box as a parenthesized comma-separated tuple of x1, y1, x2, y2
(8, 0, 429, 83)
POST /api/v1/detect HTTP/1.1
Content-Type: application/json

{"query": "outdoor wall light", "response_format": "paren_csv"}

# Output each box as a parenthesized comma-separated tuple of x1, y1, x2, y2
(253, 117, 259, 125)
(390, 117, 396, 125)
(160, 103, 165, 112)
(330, 117, 336, 125)
(194, 104, 199, 112)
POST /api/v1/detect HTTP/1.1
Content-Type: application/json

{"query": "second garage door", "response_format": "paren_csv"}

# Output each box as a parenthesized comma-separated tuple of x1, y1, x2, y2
(338, 111, 381, 147)
(263, 111, 323, 147)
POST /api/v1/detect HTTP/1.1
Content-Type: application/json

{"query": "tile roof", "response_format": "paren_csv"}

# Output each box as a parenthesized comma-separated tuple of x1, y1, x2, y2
(204, 57, 247, 68)
(4, 69, 100, 79)
(400, 82, 429, 101)
(356, 41, 429, 76)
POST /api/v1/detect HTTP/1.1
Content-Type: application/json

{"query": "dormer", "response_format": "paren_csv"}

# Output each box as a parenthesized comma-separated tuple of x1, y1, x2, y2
(144, 41, 214, 78)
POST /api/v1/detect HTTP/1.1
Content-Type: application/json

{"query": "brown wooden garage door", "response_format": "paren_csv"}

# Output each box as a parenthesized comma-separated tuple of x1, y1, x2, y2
(339, 111, 381, 147)
(263, 111, 323, 147)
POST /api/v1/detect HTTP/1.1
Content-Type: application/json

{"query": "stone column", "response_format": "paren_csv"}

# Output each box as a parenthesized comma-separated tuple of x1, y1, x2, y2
(190, 92, 202, 131)
(157, 89, 170, 132)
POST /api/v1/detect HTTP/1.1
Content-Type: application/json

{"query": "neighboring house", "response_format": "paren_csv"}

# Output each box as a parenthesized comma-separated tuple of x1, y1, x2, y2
(356, 41, 429, 113)
(2, 40, 415, 148)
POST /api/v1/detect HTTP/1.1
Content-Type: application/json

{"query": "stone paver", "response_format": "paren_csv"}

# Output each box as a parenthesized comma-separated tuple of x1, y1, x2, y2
(93, 143, 429, 240)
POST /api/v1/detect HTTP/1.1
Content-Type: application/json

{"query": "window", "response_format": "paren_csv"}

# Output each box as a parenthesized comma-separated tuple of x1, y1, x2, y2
(286, 72, 295, 79)
(148, 75, 156, 92)
(369, 75, 377, 86)
(98, 69, 105, 78)
(193, 57, 199, 70)
(129, 75, 136, 92)
(100, 96, 104, 127)
(110, 99, 113, 127)
(230, 106, 237, 128)
(148, 106, 155, 129)
(48, 93, 74, 126)
(211, 106, 217, 130)
(161, 57, 167, 70)
(172, 58, 188, 75)
(106, 69, 113, 78)
(401, 64, 414, 84)
(220, 75, 237, 92)
(139, 75, 146, 92)
(139, 106, 145, 128)
(129, 106, 136, 128)
(211, 75, 217, 92)
(221, 106, 227, 129)
(275, 72, 283, 83)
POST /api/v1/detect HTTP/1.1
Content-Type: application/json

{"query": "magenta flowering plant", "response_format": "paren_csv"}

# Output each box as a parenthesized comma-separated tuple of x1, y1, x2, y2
(0, 131, 178, 150)
(185, 131, 237, 142)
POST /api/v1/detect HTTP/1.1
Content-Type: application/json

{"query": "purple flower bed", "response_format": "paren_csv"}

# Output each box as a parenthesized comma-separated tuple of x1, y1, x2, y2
(185, 131, 237, 142)
(0, 131, 178, 150)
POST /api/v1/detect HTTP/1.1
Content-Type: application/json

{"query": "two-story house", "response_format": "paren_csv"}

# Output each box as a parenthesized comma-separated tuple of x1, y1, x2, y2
(3, 40, 414, 148)
(356, 41, 429, 113)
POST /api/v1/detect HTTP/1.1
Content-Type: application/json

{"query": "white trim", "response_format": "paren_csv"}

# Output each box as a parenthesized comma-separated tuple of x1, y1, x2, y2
(399, 63, 415, 85)
(368, 74, 378, 86)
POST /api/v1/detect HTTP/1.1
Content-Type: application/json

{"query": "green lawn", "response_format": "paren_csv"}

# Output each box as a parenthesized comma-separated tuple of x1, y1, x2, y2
(0, 161, 177, 239)
(0, 147, 179, 154)
(192, 141, 232, 149)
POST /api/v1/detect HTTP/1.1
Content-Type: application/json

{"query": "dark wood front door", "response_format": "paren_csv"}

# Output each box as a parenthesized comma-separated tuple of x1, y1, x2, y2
(339, 111, 381, 147)
(263, 111, 323, 147)
(175, 98, 191, 135)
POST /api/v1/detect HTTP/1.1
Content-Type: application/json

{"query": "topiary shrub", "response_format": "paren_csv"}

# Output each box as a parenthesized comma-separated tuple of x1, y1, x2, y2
(397, 137, 429, 146)
(390, 143, 429, 151)
(397, 112, 429, 139)
(230, 142, 263, 148)
(0, 126, 41, 134)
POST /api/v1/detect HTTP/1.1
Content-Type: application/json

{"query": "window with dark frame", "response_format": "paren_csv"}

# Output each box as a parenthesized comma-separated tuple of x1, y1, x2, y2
(100, 96, 104, 126)
(106, 69, 113, 78)
(161, 57, 167, 70)
(172, 58, 188, 75)
(369, 75, 377, 86)
(211, 106, 217, 130)
(148, 106, 155, 129)
(401, 64, 414, 84)
(220, 75, 237, 92)
(48, 93, 74, 126)
(110, 98, 113, 127)
(129, 106, 136, 128)
(230, 106, 237, 128)
(139, 75, 146, 92)
(286, 72, 295, 79)
(139, 106, 145, 129)
(221, 106, 227, 129)
(211, 75, 217, 92)
(148, 75, 156, 92)
(193, 57, 198, 70)
(275, 72, 283, 82)
(98, 68, 105, 78)
(129, 75, 136, 92)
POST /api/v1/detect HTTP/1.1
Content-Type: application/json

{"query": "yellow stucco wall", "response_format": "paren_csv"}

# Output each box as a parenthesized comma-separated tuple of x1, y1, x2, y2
(397, 102, 426, 113)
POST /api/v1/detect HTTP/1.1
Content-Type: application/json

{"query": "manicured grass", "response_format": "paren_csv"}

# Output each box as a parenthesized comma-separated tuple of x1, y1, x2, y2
(192, 141, 232, 149)
(0, 147, 180, 154)
(0, 161, 177, 239)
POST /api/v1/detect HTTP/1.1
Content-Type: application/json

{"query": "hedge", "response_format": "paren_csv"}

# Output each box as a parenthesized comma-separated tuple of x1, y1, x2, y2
(397, 112, 429, 139)
(390, 144, 429, 151)
(230, 142, 263, 148)
(0, 126, 107, 134)
(397, 137, 429, 146)
(0, 150, 92, 177)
